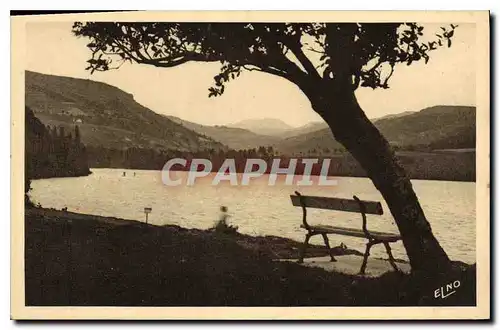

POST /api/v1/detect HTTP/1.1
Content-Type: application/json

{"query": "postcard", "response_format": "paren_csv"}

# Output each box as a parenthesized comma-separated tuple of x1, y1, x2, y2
(11, 10, 490, 320)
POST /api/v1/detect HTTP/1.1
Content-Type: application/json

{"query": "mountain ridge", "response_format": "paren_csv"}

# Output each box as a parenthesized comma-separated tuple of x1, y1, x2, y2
(25, 71, 476, 157)
(165, 115, 281, 150)
(228, 118, 295, 136)
(25, 70, 226, 152)
(275, 105, 476, 155)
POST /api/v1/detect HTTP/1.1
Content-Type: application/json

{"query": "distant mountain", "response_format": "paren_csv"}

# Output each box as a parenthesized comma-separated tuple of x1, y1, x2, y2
(25, 71, 226, 152)
(276, 111, 416, 139)
(165, 116, 281, 150)
(282, 121, 328, 138)
(275, 105, 476, 155)
(229, 118, 294, 136)
(275, 127, 341, 155)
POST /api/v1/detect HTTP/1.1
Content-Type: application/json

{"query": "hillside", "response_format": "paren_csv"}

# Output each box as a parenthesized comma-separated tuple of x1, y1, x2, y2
(282, 121, 328, 138)
(277, 111, 416, 140)
(25, 105, 90, 179)
(166, 115, 281, 150)
(25, 106, 91, 205)
(229, 118, 294, 136)
(374, 111, 416, 121)
(25, 71, 226, 152)
(276, 105, 476, 155)
(375, 105, 475, 148)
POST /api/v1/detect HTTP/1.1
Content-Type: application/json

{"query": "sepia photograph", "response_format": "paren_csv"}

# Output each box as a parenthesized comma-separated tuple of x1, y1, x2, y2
(10, 11, 490, 320)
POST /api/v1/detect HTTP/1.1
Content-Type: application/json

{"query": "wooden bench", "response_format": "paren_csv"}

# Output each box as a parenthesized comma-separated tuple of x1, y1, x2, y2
(290, 191, 402, 274)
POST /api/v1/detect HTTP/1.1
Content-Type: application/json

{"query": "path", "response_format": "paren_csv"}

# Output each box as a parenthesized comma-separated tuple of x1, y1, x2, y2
(280, 255, 411, 277)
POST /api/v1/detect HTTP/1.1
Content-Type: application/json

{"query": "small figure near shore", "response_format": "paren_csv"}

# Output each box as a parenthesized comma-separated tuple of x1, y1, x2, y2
(218, 206, 229, 225)
(213, 206, 238, 234)
(122, 171, 126, 177)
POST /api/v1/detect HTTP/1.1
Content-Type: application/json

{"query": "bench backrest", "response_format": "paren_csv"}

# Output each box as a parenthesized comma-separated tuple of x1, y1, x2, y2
(290, 194, 383, 215)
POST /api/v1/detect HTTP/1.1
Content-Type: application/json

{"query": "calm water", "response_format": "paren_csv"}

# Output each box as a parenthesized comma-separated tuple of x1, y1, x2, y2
(30, 168, 476, 264)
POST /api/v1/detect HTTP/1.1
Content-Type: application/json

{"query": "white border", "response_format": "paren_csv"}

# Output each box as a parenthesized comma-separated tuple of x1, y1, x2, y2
(4, 5, 495, 326)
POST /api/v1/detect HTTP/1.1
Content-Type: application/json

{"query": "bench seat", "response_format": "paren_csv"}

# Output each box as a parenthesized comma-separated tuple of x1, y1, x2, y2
(292, 191, 404, 274)
(300, 224, 401, 242)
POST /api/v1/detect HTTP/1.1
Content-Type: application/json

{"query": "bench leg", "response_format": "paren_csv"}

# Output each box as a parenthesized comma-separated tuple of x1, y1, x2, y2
(321, 233, 337, 262)
(298, 232, 312, 263)
(383, 242, 400, 272)
(359, 241, 375, 275)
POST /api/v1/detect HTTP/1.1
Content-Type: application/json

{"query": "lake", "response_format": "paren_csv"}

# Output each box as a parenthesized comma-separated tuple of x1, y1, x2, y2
(29, 168, 476, 264)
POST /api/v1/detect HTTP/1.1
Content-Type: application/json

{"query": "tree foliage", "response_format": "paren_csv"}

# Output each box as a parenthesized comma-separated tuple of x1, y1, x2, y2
(73, 22, 457, 96)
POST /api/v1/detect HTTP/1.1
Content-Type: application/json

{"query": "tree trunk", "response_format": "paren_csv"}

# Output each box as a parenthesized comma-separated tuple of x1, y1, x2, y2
(308, 84, 451, 274)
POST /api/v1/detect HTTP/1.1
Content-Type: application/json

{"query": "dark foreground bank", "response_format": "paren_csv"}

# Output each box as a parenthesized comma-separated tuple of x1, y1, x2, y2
(25, 208, 476, 306)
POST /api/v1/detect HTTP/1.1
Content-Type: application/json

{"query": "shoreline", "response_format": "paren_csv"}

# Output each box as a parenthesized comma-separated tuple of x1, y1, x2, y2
(25, 207, 372, 261)
(34, 207, 411, 261)
(86, 165, 476, 183)
(24, 207, 475, 306)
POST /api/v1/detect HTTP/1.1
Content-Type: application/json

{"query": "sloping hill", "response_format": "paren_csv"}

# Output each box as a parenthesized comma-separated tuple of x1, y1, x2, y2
(374, 111, 416, 121)
(166, 115, 281, 150)
(276, 105, 476, 155)
(229, 118, 294, 136)
(278, 111, 415, 139)
(375, 105, 475, 148)
(281, 121, 328, 138)
(25, 71, 226, 152)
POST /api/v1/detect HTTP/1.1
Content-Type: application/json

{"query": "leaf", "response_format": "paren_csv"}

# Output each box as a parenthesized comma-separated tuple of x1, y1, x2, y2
(447, 30, 454, 38)
(447, 38, 452, 47)
(74, 22, 460, 93)
(208, 88, 217, 98)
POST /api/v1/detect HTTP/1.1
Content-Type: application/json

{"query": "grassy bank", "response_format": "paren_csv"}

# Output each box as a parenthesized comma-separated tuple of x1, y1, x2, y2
(25, 208, 476, 306)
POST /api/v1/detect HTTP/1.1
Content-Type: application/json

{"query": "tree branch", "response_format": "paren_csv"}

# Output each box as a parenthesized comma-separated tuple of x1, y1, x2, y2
(285, 41, 321, 79)
(140, 53, 218, 68)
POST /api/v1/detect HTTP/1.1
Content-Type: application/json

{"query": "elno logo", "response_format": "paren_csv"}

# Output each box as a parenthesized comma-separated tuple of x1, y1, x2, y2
(434, 280, 461, 299)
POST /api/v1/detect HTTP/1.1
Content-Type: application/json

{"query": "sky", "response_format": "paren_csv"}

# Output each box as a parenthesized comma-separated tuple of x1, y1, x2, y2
(25, 22, 476, 127)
